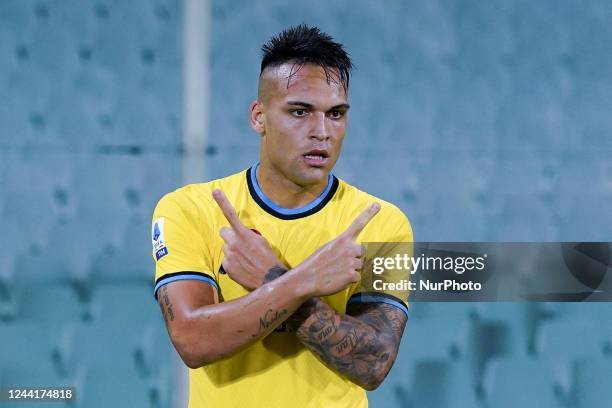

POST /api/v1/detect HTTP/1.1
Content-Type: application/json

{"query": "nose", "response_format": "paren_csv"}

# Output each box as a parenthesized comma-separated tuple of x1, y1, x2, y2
(310, 112, 329, 141)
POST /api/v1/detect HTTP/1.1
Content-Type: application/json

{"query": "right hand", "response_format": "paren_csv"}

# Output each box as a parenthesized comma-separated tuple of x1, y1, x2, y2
(212, 189, 283, 290)
(297, 202, 381, 297)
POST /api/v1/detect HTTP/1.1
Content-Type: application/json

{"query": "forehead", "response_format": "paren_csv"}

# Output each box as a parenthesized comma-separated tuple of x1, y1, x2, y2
(262, 63, 347, 105)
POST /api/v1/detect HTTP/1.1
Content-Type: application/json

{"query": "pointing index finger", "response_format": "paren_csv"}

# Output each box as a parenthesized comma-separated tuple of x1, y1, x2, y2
(212, 189, 247, 232)
(344, 202, 381, 239)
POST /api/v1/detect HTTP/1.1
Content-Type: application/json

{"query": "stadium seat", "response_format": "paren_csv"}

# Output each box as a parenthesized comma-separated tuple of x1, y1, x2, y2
(367, 379, 403, 408)
(2, 193, 52, 257)
(376, 303, 477, 406)
(410, 301, 478, 323)
(537, 318, 609, 395)
(116, 94, 175, 146)
(16, 283, 86, 327)
(393, 315, 470, 389)
(89, 283, 158, 328)
(547, 302, 612, 326)
(90, 219, 153, 284)
(473, 302, 551, 356)
(571, 357, 612, 408)
(140, 152, 183, 214)
(484, 356, 562, 408)
(76, 362, 151, 408)
(559, 194, 612, 241)
(407, 359, 479, 408)
(0, 284, 18, 322)
(135, 317, 175, 379)
(491, 196, 559, 241)
(0, 1, 182, 406)
(0, 225, 18, 321)
(51, 284, 157, 374)
(12, 218, 94, 290)
(93, 286, 176, 404)
(72, 153, 146, 220)
(464, 319, 515, 392)
(537, 317, 610, 358)
(0, 363, 75, 408)
(557, 153, 610, 197)
(52, 321, 138, 379)
(132, 298, 177, 406)
(0, 322, 54, 369)
(56, 74, 115, 147)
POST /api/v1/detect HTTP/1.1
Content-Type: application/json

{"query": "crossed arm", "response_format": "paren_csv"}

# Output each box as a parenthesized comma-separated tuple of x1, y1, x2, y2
(259, 265, 407, 390)
(289, 295, 406, 390)
(158, 190, 407, 390)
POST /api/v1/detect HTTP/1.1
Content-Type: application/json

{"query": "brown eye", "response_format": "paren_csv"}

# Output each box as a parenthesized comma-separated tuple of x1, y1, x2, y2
(330, 110, 342, 119)
(292, 109, 306, 117)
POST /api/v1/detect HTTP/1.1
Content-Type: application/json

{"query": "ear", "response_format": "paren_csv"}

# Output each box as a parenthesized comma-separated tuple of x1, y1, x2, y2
(250, 100, 265, 134)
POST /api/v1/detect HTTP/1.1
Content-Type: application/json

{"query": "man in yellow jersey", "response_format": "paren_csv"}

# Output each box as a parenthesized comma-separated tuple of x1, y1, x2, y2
(152, 25, 413, 407)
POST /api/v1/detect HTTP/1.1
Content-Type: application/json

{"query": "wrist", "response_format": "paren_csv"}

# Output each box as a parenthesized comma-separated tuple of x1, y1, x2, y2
(262, 265, 288, 285)
(282, 265, 313, 302)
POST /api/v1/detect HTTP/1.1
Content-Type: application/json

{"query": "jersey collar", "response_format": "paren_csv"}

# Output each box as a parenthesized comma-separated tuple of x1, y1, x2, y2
(246, 163, 339, 220)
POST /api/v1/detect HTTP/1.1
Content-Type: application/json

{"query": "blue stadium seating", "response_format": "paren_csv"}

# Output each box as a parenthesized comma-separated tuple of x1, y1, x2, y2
(16, 284, 85, 326)
(90, 283, 158, 328)
(11, 218, 95, 291)
(473, 302, 551, 356)
(0, 363, 75, 408)
(89, 217, 153, 284)
(549, 302, 612, 326)
(0, 322, 52, 368)
(536, 317, 610, 396)
(77, 362, 150, 408)
(392, 305, 474, 388)
(1, 0, 612, 407)
(52, 321, 138, 378)
(571, 357, 612, 408)
(367, 379, 403, 408)
(406, 359, 479, 408)
(484, 356, 562, 408)
(464, 318, 516, 393)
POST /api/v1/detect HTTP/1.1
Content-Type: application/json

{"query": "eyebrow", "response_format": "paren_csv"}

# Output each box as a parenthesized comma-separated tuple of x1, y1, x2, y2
(286, 101, 350, 111)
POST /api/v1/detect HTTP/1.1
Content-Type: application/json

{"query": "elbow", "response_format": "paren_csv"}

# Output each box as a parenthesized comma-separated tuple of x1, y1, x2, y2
(175, 338, 219, 369)
(362, 382, 380, 392)
(359, 369, 390, 391)
(183, 357, 209, 370)
(361, 376, 385, 392)
(178, 348, 208, 369)
(170, 326, 220, 369)
(359, 350, 396, 391)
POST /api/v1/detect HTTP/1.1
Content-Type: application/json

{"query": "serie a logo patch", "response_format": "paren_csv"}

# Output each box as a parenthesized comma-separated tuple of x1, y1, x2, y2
(152, 217, 169, 260)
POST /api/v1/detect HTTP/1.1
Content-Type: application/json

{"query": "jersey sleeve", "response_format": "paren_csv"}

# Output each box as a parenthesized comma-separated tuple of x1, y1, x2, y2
(347, 205, 413, 319)
(151, 190, 219, 300)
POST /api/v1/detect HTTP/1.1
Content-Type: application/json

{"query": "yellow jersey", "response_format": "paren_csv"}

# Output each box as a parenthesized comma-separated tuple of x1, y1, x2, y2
(151, 164, 413, 408)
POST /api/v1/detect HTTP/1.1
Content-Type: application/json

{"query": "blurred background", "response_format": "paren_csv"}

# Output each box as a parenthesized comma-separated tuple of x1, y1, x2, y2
(0, 0, 611, 407)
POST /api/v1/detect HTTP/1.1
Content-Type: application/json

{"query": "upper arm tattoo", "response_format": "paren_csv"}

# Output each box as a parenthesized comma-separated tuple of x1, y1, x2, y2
(159, 285, 175, 323)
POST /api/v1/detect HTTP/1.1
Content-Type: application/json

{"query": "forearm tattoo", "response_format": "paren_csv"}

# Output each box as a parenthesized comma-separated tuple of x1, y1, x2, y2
(291, 298, 406, 389)
(259, 264, 406, 388)
(258, 308, 288, 334)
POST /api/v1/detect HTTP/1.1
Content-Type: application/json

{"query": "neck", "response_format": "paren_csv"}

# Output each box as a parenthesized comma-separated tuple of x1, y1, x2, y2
(255, 162, 329, 209)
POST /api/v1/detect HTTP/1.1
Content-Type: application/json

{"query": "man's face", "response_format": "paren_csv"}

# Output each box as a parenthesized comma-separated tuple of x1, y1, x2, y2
(254, 63, 349, 188)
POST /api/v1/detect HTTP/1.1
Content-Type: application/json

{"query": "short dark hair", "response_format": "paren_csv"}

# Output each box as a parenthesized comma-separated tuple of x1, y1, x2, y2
(260, 24, 353, 90)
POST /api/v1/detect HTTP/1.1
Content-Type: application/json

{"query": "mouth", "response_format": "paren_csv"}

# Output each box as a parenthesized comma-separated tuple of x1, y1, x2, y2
(303, 149, 329, 167)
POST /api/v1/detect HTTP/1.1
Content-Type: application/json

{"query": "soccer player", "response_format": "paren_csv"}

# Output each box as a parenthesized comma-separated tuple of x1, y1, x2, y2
(152, 25, 413, 407)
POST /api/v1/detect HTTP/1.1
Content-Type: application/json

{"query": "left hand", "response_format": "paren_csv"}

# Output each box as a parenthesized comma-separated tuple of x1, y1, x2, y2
(212, 189, 284, 290)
